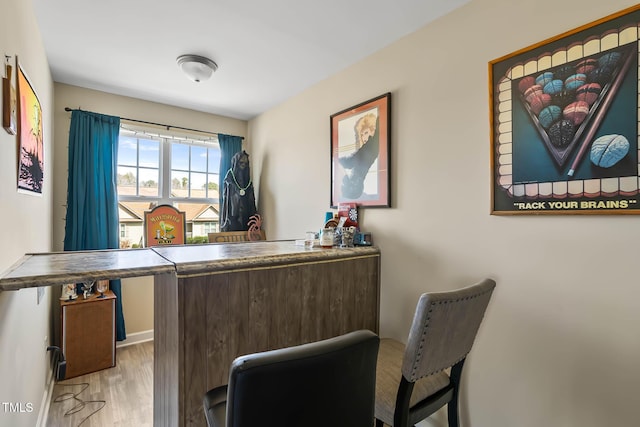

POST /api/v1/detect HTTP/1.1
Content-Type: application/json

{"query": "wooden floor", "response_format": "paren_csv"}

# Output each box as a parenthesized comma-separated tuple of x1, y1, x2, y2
(45, 340, 441, 427)
(46, 341, 153, 427)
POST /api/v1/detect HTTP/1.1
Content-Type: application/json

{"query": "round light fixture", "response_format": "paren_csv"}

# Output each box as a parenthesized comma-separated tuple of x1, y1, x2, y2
(176, 54, 218, 82)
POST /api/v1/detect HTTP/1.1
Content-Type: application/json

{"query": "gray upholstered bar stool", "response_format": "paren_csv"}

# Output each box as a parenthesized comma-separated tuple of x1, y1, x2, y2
(374, 278, 496, 427)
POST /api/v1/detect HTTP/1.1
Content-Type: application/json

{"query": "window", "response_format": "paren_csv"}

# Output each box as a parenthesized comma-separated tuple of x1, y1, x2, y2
(203, 222, 216, 233)
(116, 125, 221, 247)
(169, 141, 221, 199)
(117, 135, 160, 198)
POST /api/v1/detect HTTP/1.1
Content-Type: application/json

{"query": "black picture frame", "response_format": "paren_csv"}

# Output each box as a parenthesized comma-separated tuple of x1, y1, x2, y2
(330, 92, 391, 208)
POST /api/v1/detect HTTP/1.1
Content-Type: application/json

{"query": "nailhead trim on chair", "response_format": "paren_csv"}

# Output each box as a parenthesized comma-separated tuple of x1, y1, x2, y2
(408, 286, 495, 382)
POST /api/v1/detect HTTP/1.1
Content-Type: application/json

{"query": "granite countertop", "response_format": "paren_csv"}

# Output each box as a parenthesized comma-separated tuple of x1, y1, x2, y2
(0, 248, 175, 291)
(0, 241, 380, 291)
(152, 240, 380, 276)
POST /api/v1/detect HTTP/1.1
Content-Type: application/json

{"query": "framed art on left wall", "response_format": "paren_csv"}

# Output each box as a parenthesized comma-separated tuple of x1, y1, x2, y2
(17, 60, 44, 195)
(2, 57, 17, 135)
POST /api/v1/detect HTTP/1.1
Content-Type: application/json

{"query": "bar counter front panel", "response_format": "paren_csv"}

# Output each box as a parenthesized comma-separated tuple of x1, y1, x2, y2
(154, 242, 380, 427)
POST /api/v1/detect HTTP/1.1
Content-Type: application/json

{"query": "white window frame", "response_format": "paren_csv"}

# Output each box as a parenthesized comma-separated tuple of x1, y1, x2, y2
(117, 124, 221, 245)
(117, 125, 221, 207)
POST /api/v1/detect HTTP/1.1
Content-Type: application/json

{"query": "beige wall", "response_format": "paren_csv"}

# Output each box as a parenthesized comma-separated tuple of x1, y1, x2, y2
(4, 0, 640, 426)
(118, 275, 155, 334)
(0, 0, 54, 426)
(249, 0, 640, 426)
(52, 84, 248, 338)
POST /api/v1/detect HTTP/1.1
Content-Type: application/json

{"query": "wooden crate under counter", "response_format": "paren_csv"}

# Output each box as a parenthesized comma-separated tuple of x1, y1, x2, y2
(60, 289, 116, 379)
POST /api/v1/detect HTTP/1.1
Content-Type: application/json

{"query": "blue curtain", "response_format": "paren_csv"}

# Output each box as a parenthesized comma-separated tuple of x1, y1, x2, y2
(218, 133, 243, 208)
(64, 110, 126, 341)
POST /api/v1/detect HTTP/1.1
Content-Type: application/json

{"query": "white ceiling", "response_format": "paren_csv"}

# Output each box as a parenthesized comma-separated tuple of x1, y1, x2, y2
(33, 0, 469, 120)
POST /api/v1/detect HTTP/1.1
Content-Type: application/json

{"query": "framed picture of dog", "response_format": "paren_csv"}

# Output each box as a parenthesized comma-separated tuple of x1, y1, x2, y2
(330, 92, 391, 208)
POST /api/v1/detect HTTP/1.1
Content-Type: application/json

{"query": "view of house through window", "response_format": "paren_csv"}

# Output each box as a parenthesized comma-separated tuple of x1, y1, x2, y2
(116, 125, 221, 248)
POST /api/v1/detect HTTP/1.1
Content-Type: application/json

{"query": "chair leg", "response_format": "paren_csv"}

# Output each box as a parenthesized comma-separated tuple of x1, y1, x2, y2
(447, 398, 459, 427)
(373, 419, 416, 427)
(447, 359, 465, 427)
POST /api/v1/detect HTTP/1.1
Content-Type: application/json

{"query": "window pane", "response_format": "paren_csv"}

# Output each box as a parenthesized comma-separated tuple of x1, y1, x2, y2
(191, 146, 207, 172)
(207, 174, 219, 198)
(117, 166, 137, 196)
(190, 172, 207, 198)
(171, 170, 189, 198)
(118, 136, 138, 166)
(139, 138, 160, 168)
(118, 130, 221, 248)
(118, 201, 155, 249)
(171, 142, 189, 170)
(138, 168, 159, 197)
(174, 202, 219, 242)
(208, 148, 220, 173)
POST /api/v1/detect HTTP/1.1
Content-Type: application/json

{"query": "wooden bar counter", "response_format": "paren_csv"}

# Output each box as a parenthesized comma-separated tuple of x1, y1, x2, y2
(152, 241, 380, 427)
(0, 241, 381, 427)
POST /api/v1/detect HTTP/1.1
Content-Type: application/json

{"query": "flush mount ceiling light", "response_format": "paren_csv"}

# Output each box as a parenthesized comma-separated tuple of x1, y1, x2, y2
(176, 54, 218, 82)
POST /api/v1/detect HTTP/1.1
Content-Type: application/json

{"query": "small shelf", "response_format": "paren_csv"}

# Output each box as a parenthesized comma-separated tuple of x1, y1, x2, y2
(60, 290, 117, 379)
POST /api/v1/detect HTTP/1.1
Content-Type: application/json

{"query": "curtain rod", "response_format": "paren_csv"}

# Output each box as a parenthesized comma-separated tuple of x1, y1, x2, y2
(64, 107, 244, 140)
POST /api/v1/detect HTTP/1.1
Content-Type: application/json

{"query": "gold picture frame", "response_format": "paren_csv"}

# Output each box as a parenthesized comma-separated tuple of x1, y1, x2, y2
(489, 5, 640, 214)
(2, 57, 17, 135)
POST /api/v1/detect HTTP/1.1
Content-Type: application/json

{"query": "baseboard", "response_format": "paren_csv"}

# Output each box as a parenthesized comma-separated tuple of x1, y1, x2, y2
(36, 364, 56, 427)
(116, 329, 154, 348)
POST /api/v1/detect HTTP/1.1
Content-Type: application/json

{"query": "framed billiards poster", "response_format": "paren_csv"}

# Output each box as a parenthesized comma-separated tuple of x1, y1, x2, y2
(489, 5, 640, 215)
(330, 92, 391, 208)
